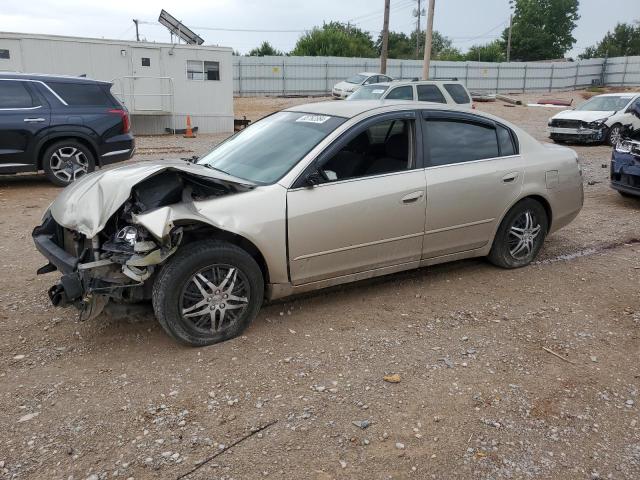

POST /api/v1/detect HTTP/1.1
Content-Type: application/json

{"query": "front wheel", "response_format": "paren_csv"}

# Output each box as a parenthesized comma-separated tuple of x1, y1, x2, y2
(488, 199, 548, 269)
(606, 123, 623, 146)
(152, 241, 264, 346)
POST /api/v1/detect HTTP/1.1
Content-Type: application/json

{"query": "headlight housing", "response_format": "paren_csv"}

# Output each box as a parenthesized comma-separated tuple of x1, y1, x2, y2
(615, 140, 633, 153)
(587, 118, 608, 128)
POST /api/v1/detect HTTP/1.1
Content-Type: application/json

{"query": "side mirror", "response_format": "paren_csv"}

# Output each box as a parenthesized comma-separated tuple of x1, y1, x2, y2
(304, 170, 324, 187)
(628, 103, 640, 118)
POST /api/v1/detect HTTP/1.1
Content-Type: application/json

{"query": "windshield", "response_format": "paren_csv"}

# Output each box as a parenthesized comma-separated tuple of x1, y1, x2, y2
(346, 74, 368, 84)
(198, 111, 346, 184)
(347, 85, 389, 100)
(576, 95, 632, 112)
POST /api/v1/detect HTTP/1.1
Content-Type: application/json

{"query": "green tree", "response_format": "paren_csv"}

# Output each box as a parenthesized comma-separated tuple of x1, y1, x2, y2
(376, 30, 463, 60)
(291, 22, 376, 57)
(503, 0, 580, 61)
(466, 40, 506, 62)
(375, 31, 414, 59)
(248, 41, 283, 56)
(578, 22, 640, 59)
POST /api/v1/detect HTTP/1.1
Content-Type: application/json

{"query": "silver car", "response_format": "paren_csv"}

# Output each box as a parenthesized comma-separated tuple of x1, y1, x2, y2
(33, 101, 583, 346)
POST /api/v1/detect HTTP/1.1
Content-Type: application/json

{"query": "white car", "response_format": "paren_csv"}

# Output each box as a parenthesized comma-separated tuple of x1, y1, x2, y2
(346, 80, 473, 109)
(332, 72, 393, 99)
(548, 93, 640, 145)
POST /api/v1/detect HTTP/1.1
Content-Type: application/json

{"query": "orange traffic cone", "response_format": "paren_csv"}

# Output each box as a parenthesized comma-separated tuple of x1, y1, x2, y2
(183, 115, 196, 138)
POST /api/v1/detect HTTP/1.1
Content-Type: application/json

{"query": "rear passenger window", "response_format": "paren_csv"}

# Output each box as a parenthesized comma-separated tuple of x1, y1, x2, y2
(425, 119, 499, 166)
(0, 81, 36, 108)
(417, 85, 446, 103)
(386, 86, 413, 100)
(46, 82, 115, 106)
(497, 126, 516, 156)
(443, 84, 470, 104)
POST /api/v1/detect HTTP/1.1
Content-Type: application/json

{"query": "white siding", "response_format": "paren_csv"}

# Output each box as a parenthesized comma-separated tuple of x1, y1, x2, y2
(0, 32, 234, 134)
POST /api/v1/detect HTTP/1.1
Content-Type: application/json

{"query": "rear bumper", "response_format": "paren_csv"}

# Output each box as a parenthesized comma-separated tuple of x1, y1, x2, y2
(100, 135, 135, 166)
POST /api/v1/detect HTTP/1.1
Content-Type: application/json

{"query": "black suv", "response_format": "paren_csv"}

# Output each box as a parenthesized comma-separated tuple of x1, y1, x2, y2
(0, 73, 134, 186)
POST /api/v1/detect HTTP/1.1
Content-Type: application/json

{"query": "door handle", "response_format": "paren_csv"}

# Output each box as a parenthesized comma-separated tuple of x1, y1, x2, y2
(401, 191, 424, 204)
(502, 172, 519, 183)
(24, 118, 45, 123)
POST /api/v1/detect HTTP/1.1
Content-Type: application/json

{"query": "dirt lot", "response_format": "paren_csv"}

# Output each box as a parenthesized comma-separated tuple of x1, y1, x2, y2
(1, 92, 639, 480)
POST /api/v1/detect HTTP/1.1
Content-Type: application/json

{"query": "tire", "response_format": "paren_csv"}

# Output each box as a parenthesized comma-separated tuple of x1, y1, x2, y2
(42, 140, 96, 187)
(152, 240, 264, 347)
(488, 199, 548, 269)
(605, 123, 623, 146)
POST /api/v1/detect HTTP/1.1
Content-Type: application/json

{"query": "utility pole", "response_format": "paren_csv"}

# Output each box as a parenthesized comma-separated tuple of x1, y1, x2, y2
(133, 19, 140, 42)
(380, 0, 391, 74)
(506, 14, 513, 62)
(422, 0, 435, 79)
(415, 0, 422, 59)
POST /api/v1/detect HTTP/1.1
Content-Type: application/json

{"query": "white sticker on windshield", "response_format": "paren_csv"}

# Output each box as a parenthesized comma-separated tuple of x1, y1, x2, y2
(296, 115, 331, 124)
(372, 89, 385, 94)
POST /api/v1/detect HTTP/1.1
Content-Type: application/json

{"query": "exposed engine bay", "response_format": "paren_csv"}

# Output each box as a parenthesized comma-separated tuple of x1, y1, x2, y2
(33, 164, 254, 321)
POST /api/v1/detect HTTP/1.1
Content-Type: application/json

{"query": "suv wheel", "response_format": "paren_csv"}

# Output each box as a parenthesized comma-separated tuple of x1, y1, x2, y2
(488, 199, 548, 268)
(152, 241, 264, 347)
(43, 140, 95, 187)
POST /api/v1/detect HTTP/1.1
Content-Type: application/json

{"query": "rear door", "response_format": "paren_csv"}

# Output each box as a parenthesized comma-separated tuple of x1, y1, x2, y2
(421, 110, 524, 258)
(0, 80, 51, 172)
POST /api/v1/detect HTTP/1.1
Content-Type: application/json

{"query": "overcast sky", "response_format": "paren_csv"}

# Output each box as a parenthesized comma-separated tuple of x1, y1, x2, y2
(1, 0, 637, 57)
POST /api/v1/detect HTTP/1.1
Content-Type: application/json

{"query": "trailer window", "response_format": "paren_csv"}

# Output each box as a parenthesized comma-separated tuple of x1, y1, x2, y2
(187, 60, 220, 81)
(141, 57, 151, 67)
(0, 49, 9, 59)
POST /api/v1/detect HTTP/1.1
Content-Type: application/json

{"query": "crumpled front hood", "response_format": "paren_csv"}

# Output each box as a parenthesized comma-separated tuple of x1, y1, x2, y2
(552, 109, 615, 122)
(49, 159, 253, 238)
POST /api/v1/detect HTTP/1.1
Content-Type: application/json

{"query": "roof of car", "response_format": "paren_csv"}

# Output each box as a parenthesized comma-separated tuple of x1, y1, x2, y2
(0, 72, 111, 85)
(356, 72, 382, 77)
(366, 80, 463, 88)
(286, 99, 469, 119)
(592, 92, 640, 97)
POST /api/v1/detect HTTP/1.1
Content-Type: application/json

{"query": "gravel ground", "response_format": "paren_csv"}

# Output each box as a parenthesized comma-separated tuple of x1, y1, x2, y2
(0, 91, 639, 480)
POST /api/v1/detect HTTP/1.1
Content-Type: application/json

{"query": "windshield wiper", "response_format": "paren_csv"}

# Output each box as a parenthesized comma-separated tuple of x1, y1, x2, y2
(203, 164, 229, 175)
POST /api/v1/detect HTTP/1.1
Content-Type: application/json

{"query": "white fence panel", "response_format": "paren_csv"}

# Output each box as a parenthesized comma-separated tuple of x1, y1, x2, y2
(233, 55, 640, 97)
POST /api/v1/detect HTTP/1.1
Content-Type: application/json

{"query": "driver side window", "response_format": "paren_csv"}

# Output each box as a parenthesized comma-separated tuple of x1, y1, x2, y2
(319, 118, 414, 182)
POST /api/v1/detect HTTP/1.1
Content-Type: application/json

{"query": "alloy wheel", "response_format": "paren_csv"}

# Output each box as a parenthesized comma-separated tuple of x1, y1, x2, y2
(507, 210, 542, 259)
(49, 146, 90, 183)
(180, 264, 250, 333)
(609, 126, 622, 146)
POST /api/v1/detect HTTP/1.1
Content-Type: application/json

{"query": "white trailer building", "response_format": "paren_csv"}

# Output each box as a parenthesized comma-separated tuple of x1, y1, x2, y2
(0, 32, 234, 134)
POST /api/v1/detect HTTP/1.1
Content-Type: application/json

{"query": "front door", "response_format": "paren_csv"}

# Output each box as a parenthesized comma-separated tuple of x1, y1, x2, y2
(0, 80, 50, 172)
(420, 111, 524, 258)
(287, 113, 427, 285)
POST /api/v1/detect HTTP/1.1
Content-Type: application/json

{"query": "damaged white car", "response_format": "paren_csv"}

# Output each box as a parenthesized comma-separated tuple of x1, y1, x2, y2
(33, 101, 583, 346)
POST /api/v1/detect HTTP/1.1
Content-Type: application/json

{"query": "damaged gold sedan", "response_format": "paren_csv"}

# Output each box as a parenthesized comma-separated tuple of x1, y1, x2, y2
(33, 101, 583, 346)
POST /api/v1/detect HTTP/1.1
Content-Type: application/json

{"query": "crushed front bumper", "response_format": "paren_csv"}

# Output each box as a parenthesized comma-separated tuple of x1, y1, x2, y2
(32, 211, 86, 305)
(611, 150, 640, 196)
(548, 126, 607, 144)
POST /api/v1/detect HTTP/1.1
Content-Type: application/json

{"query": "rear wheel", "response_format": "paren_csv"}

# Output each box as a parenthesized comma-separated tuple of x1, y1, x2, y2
(152, 241, 264, 347)
(42, 140, 95, 187)
(488, 199, 548, 268)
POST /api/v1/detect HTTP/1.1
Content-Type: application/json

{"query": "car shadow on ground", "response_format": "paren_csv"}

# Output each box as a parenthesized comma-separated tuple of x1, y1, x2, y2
(77, 256, 489, 350)
(0, 173, 55, 189)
